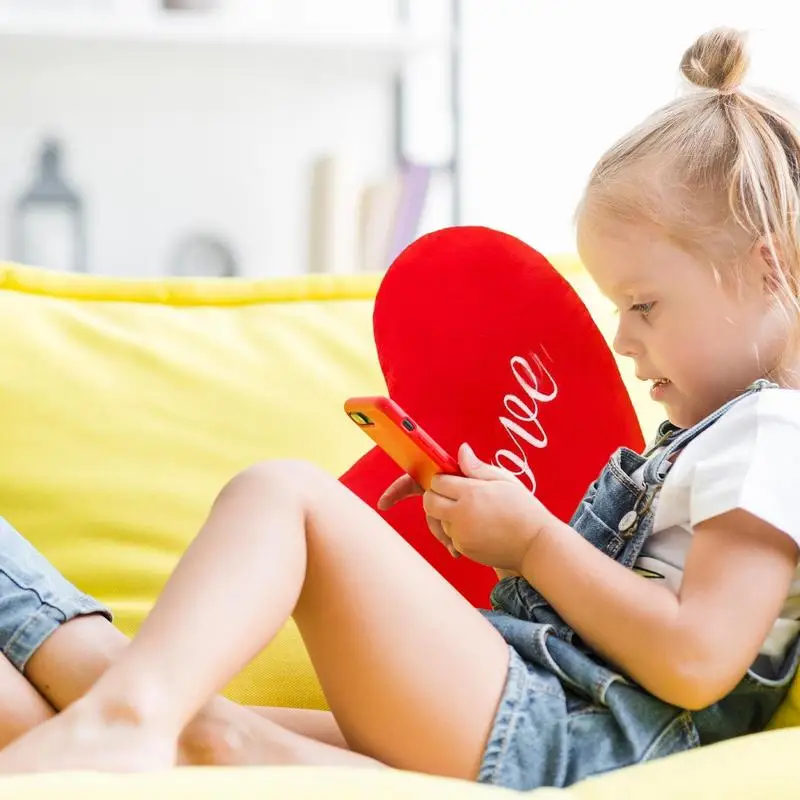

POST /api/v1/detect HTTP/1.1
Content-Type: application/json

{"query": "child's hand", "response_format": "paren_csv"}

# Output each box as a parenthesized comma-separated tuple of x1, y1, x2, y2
(423, 443, 554, 572)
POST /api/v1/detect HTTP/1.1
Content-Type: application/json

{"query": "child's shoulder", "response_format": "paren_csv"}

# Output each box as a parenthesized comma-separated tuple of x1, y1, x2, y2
(730, 386, 800, 423)
(662, 388, 800, 537)
(660, 388, 800, 500)
(685, 387, 800, 462)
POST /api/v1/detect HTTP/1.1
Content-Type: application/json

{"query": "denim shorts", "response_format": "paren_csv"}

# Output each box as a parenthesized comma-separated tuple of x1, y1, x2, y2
(477, 635, 699, 791)
(0, 517, 111, 671)
(477, 595, 699, 791)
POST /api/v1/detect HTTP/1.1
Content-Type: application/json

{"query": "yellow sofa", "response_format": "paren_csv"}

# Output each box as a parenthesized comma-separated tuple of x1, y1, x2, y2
(0, 256, 797, 798)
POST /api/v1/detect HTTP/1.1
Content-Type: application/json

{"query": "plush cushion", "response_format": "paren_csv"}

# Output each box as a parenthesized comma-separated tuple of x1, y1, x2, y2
(0, 264, 385, 709)
(4, 727, 800, 798)
(341, 228, 643, 609)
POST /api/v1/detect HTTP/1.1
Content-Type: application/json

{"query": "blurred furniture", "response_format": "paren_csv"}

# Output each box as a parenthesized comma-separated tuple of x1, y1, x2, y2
(0, 1, 458, 277)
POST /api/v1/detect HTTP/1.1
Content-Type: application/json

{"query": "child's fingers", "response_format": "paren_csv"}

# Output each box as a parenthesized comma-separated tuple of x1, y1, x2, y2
(422, 489, 456, 521)
(377, 474, 422, 510)
(422, 493, 461, 558)
(425, 515, 460, 559)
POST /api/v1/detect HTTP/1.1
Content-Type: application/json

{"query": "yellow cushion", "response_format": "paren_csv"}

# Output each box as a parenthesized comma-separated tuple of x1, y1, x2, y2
(0, 766, 537, 799)
(0, 263, 385, 709)
(573, 726, 800, 799)
(5, 727, 800, 798)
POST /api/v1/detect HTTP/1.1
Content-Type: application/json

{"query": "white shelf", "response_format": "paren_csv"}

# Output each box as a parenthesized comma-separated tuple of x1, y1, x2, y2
(0, 11, 440, 71)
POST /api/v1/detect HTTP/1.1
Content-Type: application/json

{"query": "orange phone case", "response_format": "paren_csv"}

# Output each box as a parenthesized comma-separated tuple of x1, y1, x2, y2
(344, 396, 460, 490)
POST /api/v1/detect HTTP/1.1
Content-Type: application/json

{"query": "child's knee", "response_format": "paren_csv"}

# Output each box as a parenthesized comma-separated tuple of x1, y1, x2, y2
(218, 459, 330, 505)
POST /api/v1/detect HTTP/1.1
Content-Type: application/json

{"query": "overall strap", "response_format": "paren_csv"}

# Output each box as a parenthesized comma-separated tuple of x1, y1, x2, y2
(642, 379, 777, 485)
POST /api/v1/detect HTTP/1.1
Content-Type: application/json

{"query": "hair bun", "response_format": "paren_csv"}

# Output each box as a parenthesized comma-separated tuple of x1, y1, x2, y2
(680, 27, 749, 94)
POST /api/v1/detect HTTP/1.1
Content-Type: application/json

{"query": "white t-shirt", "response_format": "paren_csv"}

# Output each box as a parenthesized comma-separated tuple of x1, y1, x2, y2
(632, 388, 800, 671)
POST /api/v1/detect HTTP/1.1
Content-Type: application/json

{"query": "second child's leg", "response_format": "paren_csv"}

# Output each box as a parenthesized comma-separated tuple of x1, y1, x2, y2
(0, 460, 510, 779)
(0, 654, 53, 748)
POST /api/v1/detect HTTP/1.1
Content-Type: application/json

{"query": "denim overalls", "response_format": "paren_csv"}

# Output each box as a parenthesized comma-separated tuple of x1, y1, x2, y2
(477, 381, 800, 791)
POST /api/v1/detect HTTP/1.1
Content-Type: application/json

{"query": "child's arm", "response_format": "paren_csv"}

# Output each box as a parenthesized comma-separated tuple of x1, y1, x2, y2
(518, 509, 797, 710)
(425, 444, 799, 711)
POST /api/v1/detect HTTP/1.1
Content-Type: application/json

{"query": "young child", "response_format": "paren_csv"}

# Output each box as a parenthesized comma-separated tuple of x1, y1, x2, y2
(1, 26, 799, 791)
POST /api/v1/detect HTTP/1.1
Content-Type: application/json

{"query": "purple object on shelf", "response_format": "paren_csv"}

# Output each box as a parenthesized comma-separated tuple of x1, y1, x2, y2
(388, 162, 432, 263)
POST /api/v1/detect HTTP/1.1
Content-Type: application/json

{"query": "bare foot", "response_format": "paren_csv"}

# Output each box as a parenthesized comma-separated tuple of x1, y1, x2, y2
(181, 702, 380, 769)
(180, 704, 266, 767)
(0, 696, 178, 774)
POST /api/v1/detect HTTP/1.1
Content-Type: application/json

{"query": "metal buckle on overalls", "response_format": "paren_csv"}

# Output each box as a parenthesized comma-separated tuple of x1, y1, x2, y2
(617, 510, 638, 537)
(617, 486, 660, 539)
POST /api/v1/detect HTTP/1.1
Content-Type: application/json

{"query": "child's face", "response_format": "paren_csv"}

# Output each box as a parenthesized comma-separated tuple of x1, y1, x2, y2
(577, 216, 784, 428)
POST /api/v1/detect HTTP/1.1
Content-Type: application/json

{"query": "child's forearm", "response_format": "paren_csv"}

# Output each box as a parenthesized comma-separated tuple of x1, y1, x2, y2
(518, 520, 710, 709)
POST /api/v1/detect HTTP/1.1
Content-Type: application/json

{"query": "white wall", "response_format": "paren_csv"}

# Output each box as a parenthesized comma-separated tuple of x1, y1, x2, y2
(0, 0, 404, 277)
(0, 49, 392, 277)
(18, 3, 800, 278)
(460, 0, 800, 255)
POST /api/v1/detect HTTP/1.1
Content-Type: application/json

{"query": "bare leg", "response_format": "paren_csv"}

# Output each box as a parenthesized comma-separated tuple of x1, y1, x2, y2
(249, 707, 347, 751)
(184, 704, 371, 768)
(0, 654, 54, 748)
(23, 613, 358, 765)
(24, 614, 127, 710)
(0, 461, 509, 778)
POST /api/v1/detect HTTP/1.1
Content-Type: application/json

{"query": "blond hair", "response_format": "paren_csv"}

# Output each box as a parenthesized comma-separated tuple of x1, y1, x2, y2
(578, 27, 800, 364)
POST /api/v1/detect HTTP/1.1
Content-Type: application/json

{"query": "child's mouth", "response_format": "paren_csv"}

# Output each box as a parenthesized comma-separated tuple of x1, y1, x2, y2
(650, 378, 671, 400)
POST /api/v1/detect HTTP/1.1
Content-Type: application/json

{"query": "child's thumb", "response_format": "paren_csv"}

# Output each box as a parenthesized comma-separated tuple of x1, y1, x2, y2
(458, 443, 494, 479)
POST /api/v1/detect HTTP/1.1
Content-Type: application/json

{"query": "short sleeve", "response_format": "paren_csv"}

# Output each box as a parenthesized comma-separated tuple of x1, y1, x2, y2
(688, 390, 800, 547)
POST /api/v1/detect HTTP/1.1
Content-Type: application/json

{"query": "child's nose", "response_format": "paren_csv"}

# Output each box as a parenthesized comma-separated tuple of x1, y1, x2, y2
(613, 320, 640, 358)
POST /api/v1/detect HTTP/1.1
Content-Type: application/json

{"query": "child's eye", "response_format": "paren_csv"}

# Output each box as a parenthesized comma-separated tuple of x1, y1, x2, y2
(630, 301, 655, 317)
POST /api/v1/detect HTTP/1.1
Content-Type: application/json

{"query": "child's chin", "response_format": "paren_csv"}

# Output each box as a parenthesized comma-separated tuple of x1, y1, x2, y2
(660, 399, 686, 428)
(664, 402, 701, 431)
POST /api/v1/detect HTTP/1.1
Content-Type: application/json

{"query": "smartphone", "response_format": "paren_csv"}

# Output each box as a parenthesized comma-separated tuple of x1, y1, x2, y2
(344, 396, 460, 490)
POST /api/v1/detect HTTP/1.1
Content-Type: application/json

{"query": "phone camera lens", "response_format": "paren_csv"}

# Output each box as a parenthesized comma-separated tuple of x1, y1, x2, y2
(402, 418, 415, 431)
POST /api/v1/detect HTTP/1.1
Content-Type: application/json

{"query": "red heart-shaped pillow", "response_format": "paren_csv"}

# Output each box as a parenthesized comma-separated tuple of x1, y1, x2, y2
(340, 226, 644, 607)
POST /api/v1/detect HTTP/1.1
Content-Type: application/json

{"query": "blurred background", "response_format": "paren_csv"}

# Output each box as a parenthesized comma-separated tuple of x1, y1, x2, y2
(0, 0, 796, 278)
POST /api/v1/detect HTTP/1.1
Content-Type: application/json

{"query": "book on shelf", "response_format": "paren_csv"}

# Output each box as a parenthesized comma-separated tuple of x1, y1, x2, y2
(309, 153, 431, 275)
(307, 154, 362, 275)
